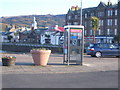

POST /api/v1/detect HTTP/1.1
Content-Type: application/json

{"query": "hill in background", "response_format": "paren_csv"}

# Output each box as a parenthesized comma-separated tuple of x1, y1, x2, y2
(1, 14, 66, 31)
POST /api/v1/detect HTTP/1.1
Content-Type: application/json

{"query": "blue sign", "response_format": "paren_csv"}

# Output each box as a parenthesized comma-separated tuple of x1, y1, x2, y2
(70, 36, 77, 39)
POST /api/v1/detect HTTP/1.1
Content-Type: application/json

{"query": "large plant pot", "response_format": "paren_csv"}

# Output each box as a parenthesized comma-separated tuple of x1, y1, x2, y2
(2, 58, 16, 66)
(31, 50, 51, 66)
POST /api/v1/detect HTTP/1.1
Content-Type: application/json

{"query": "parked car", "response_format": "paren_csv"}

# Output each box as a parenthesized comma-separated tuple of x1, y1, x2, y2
(86, 43, 120, 57)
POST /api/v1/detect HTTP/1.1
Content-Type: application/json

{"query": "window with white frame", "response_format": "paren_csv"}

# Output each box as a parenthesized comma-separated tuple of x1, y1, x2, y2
(85, 13, 87, 18)
(107, 19, 112, 26)
(98, 12, 104, 17)
(108, 10, 110, 16)
(75, 15, 77, 19)
(90, 30, 93, 35)
(107, 10, 113, 16)
(114, 29, 117, 35)
(99, 20, 101, 26)
(110, 10, 113, 16)
(115, 19, 117, 25)
(107, 19, 109, 26)
(90, 21, 92, 26)
(107, 29, 110, 35)
(98, 29, 101, 35)
(99, 20, 104, 26)
(68, 16, 71, 20)
(102, 20, 104, 26)
(115, 10, 117, 16)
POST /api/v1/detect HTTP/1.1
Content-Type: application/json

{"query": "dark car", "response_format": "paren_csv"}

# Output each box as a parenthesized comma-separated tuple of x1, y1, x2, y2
(86, 43, 120, 57)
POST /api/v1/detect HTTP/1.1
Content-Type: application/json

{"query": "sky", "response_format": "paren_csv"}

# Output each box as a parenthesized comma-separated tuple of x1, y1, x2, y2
(0, 0, 118, 17)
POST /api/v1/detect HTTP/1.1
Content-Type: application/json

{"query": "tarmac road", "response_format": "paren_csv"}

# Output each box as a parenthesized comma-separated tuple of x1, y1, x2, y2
(2, 71, 118, 88)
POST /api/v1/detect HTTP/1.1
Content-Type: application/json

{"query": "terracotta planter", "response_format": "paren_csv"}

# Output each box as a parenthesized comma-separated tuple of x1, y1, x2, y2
(31, 50, 51, 66)
(2, 58, 16, 66)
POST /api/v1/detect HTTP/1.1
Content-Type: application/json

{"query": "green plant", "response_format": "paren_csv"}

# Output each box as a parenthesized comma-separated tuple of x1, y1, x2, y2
(45, 34, 50, 38)
(90, 16, 99, 43)
(7, 35, 13, 42)
(32, 48, 50, 51)
(2, 56, 16, 60)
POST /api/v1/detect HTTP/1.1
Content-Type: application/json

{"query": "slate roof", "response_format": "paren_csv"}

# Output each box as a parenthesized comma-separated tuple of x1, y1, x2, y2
(68, 1, 117, 14)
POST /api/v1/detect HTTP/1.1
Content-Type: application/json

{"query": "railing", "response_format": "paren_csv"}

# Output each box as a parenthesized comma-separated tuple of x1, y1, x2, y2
(2, 42, 63, 48)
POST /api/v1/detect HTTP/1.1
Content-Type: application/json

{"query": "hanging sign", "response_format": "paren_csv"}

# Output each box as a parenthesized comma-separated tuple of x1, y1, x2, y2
(70, 28, 83, 33)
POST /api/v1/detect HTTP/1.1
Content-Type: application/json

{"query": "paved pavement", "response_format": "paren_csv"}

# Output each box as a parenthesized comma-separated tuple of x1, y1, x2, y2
(0, 53, 119, 74)
(0, 53, 119, 88)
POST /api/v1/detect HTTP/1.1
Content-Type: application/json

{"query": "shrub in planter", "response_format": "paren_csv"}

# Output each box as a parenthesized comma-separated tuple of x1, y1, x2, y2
(30, 48, 51, 66)
(2, 56, 16, 66)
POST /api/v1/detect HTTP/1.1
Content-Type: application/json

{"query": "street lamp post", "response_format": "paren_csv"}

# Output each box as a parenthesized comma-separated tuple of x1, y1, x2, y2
(80, 0, 82, 25)
(118, 0, 120, 43)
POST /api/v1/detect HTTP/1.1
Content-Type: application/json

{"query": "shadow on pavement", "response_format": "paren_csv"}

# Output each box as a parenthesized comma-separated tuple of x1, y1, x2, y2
(15, 62, 34, 66)
(48, 63, 82, 66)
(50, 54, 63, 57)
(84, 55, 119, 58)
(48, 63, 65, 66)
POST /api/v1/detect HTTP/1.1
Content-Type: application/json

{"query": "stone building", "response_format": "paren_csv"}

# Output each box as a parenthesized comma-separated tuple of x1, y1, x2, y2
(65, 1, 119, 44)
(118, 0, 120, 43)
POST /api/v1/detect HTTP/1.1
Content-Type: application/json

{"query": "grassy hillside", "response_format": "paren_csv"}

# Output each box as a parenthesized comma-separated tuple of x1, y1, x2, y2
(0, 23, 11, 32)
(1, 14, 66, 29)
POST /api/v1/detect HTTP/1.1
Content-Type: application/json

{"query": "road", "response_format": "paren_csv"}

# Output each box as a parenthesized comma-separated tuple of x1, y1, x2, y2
(2, 71, 118, 88)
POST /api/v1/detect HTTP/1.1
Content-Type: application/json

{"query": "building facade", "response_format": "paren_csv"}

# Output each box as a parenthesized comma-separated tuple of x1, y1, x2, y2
(65, 1, 119, 44)
(118, 0, 120, 43)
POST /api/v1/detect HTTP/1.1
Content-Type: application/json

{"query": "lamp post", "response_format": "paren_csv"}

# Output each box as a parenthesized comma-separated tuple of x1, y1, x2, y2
(80, 0, 82, 25)
(118, 0, 120, 43)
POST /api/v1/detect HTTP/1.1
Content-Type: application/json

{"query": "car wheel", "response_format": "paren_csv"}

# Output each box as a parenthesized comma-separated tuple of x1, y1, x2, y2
(95, 52, 102, 58)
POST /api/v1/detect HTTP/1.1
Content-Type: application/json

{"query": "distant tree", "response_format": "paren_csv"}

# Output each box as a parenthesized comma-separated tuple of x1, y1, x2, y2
(90, 16, 99, 43)
(7, 35, 13, 42)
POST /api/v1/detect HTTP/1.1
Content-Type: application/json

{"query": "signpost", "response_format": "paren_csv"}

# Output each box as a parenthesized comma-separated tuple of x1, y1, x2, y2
(63, 25, 84, 65)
